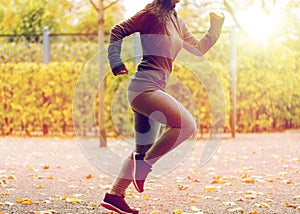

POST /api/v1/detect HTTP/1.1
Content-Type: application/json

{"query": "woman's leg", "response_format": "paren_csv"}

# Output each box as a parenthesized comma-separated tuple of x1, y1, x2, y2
(110, 110, 161, 196)
(129, 90, 197, 165)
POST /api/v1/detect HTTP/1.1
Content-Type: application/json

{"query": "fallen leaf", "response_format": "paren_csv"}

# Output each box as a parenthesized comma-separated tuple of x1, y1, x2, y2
(285, 202, 299, 209)
(247, 210, 259, 214)
(21, 199, 34, 205)
(228, 207, 244, 213)
(204, 186, 219, 193)
(266, 199, 273, 202)
(281, 180, 292, 184)
(7, 175, 16, 179)
(222, 201, 236, 206)
(266, 178, 274, 182)
(65, 197, 82, 204)
(85, 174, 94, 179)
(177, 184, 191, 190)
(210, 178, 226, 184)
(143, 195, 150, 200)
(36, 184, 45, 189)
(242, 173, 249, 178)
(255, 203, 270, 208)
(15, 197, 24, 203)
(191, 206, 201, 212)
(242, 178, 256, 184)
(42, 165, 50, 169)
(172, 209, 182, 214)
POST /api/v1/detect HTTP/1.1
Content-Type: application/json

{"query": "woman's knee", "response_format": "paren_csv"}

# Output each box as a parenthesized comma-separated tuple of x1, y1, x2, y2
(184, 117, 197, 137)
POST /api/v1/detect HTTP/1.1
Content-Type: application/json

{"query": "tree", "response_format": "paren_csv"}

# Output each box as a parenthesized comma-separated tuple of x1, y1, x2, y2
(0, 0, 73, 35)
(87, 0, 122, 147)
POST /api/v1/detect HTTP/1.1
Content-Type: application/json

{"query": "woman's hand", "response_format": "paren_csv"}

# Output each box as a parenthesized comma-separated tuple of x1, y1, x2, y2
(209, 11, 224, 20)
(116, 69, 128, 76)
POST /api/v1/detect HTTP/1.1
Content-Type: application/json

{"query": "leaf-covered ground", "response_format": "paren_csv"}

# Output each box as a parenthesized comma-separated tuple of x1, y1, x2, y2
(0, 130, 300, 214)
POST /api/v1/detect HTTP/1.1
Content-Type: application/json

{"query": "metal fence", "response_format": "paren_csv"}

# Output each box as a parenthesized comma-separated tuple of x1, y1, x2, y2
(0, 26, 101, 63)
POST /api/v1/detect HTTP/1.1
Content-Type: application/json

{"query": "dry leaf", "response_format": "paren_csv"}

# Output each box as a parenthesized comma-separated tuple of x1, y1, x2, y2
(191, 206, 201, 212)
(210, 179, 226, 184)
(242, 178, 256, 184)
(172, 209, 182, 214)
(36, 184, 45, 188)
(42, 165, 50, 169)
(143, 195, 150, 200)
(22, 199, 34, 205)
(255, 203, 270, 208)
(281, 179, 292, 184)
(178, 184, 191, 190)
(247, 210, 259, 214)
(285, 202, 299, 209)
(85, 174, 94, 179)
(228, 207, 244, 213)
(204, 186, 219, 193)
(242, 173, 249, 178)
(222, 201, 236, 206)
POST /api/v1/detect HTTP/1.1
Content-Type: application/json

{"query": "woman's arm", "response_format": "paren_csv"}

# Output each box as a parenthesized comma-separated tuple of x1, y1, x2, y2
(181, 12, 225, 56)
(108, 10, 148, 76)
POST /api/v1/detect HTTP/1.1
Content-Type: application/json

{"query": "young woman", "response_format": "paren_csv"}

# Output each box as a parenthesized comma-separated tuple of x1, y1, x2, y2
(100, 0, 224, 213)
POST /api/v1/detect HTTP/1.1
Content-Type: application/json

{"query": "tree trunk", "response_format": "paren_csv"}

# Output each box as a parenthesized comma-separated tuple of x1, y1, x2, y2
(98, 0, 107, 147)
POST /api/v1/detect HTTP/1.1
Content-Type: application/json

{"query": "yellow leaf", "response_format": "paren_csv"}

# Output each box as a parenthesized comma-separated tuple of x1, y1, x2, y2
(255, 203, 270, 208)
(36, 184, 45, 189)
(172, 209, 182, 214)
(242, 173, 249, 178)
(47, 175, 54, 179)
(242, 178, 256, 184)
(223, 201, 236, 206)
(266, 198, 273, 202)
(190, 199, 196, 203)
(204, 186, 218, 192)
(196, 195, 205, 199)
(28, 166, 36, 171)
(266, 178, 274, 182)
(143, 195, 150, 200)
(21, 199, 33, 205)
(15, 197, 24, 203)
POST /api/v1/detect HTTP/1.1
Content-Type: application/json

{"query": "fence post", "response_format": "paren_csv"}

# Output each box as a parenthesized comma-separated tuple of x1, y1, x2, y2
(230, 26, 237, 138)
(43, 26, 50, 64)
(134, 33, 141, 65)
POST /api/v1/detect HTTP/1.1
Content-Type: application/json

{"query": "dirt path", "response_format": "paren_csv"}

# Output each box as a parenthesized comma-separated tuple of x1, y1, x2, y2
(0, 130, 300, 214)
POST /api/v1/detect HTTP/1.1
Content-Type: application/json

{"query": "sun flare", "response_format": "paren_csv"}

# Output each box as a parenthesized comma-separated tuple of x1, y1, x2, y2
(236, 7, 279, 42)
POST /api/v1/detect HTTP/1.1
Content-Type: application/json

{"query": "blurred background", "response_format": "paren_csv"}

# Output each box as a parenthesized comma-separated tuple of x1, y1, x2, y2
(0, 0, 299, 140)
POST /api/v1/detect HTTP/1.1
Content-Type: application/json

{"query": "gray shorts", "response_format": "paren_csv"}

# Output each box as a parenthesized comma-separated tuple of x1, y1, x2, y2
(127, 70, 170, 92)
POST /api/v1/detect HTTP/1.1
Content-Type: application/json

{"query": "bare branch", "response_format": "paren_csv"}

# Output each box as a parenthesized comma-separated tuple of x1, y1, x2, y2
(104, 0, 119, 10)
(223, 0, 245, 33)
(87, 0, 99, 11)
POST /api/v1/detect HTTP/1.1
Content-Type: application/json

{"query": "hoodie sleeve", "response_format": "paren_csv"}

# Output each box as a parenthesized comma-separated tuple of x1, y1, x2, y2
(180, 13, 225, 56)
(108, 10, 149, 75)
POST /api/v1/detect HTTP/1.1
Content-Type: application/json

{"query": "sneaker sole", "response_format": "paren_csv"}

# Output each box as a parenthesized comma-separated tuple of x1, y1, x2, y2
(131, 152, 143, 193)
(100, 201, 137, 214)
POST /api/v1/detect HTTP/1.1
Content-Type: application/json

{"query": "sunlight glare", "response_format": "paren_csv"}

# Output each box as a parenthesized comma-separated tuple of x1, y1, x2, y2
(237, 7, 279, 42)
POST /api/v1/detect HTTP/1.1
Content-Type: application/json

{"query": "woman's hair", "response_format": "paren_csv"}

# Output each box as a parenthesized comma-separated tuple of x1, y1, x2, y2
(145, 0, 175, 23)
